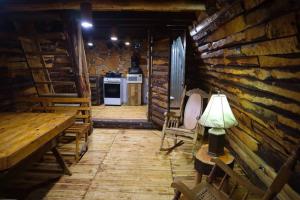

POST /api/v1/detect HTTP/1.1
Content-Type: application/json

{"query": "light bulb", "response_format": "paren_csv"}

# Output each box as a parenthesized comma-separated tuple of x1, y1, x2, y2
(81, 21, 93, 29)
(111, 36, 118, 41)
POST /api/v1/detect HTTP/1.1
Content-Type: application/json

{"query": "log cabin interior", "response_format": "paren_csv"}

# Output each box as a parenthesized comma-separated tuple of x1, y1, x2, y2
(0, 0, 300, 200)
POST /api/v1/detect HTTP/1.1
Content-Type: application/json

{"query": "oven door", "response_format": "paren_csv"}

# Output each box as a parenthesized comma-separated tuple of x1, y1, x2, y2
(104, 83, 120, 98)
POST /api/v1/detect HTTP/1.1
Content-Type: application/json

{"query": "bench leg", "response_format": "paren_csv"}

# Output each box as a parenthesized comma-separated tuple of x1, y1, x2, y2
(51, 147, 72, 176)
(75, 133, 79, 162)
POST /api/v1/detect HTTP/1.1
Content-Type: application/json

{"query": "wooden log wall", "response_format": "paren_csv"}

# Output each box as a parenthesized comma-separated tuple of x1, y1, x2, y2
(189, 0, 300, 198)
(150, 37, 170, 126)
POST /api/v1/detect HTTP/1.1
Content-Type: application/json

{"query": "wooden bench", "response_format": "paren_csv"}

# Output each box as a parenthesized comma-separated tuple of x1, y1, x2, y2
(19, 97, 92, 162)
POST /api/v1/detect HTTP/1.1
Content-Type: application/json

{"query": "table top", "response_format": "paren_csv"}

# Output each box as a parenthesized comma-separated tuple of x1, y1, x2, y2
(0, 112, 75, 171)
(195, 144, 234, 165)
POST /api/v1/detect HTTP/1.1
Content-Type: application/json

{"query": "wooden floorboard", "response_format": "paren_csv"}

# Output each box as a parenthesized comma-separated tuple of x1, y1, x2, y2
(92, 105, 148, 120)
(1, 128, 197, 200)
(1, 128, 257, 200)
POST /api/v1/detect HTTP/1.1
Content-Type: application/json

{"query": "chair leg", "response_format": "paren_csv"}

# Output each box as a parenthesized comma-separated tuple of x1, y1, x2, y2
(172, 190, 182, 200)
(192, 132, 198, 155)
(159, 131, 166, 151)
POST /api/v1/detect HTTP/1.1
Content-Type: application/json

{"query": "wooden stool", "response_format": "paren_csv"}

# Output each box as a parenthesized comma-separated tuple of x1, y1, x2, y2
(194, 144, 234, 185)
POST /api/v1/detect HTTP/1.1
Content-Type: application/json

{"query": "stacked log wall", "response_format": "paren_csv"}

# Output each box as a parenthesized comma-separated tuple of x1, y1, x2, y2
(190, 0, 300, 197)
(150, 37, 170, 126)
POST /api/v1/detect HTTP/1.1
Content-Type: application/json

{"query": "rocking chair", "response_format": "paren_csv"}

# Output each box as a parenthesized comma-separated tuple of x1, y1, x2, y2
(159, 88, 209, 154)
(171, 146, 300, 200)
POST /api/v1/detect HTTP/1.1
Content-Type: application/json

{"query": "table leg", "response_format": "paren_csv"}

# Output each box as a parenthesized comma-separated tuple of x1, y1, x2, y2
(195, 172, 203, 185)
(172, 190, 181, 200)
(51, 147, 72, 176)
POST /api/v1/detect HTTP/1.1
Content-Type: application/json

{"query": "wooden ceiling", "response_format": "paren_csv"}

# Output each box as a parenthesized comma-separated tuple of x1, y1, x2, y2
(89, 12, 196, 39)
(0, 0, 205, 12)
(0, 1, 203, 40)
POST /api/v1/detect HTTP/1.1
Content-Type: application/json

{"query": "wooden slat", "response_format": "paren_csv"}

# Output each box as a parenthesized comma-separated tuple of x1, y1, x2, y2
(205, 65, 300, 80)
(18, 97, 90, 103)
(258, 56, 300, 68)
(32, 106, 90, 111)
(243, 0, 268, 10)
(201, 36, 300, 58)
(205, 12, 298, 51)
(191, 1, 244, 40)
(1, 1, 205, 12)
(204, 71, 300, 103)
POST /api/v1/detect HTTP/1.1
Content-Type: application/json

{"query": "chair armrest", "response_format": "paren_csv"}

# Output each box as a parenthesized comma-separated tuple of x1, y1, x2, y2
(171, 180, 196, 200)
(164, 111, 179, 118)
(211, 158, 265, 195)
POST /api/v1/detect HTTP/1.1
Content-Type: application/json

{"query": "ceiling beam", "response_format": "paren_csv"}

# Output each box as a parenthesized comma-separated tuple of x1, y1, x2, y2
(0, 1, 206, 12)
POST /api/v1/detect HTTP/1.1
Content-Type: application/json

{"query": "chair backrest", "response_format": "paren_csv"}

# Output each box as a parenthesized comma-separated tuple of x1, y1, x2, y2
(262, 145, 300, 200)
(207, 158, 265, 200)
(208, 146, 300, 200)
(183, 89, 209, 130)
(18, 97, 91, 123)
(178, 85, 187, 120)
(183, 93, 202, 130)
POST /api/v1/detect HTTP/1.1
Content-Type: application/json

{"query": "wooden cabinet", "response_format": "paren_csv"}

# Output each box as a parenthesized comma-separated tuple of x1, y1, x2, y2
(89, 76, 103, 105)
(127, 83, 142, 106)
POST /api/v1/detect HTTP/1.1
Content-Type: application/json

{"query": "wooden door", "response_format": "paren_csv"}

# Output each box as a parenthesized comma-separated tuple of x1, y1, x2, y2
(150, 37, 170, 127)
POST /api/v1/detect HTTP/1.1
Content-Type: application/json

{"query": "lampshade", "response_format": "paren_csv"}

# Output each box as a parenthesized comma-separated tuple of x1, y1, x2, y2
(199, 94, 237, 129)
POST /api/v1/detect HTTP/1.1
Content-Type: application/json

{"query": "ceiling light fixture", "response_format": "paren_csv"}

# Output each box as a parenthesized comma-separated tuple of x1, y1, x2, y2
(111, 36, 118, 41)
(80, 2, 93, 29)
(81, 21, 93, 29)
(125, 41, 130, 46)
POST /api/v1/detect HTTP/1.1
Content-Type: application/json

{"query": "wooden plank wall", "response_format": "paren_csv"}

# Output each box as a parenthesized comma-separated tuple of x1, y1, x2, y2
(189, 0, 300, 197)
(150, 37, 170, 127)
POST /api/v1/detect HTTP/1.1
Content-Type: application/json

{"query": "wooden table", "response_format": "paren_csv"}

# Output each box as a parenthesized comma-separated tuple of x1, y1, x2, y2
(0, 112, 75, 175)
(194, 144, 234, 185)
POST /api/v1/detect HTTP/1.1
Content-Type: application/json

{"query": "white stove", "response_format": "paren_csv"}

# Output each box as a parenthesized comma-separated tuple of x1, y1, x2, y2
(103, 77, 121, 105)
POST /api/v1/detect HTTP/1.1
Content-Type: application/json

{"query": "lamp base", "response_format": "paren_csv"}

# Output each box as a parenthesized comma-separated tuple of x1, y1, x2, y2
(208, 128, 225, 157)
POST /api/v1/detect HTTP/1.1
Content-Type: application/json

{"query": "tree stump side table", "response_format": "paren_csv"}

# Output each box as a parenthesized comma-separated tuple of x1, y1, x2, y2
(194, 144, 234, 185)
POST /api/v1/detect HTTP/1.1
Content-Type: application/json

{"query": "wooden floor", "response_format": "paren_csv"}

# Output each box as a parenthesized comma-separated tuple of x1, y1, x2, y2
(2, 128, 197, 200)
(92, 105, 148, 120)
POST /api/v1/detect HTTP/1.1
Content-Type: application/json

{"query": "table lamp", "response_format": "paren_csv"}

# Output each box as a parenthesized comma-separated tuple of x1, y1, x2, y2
(199, 93, 238, 156)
